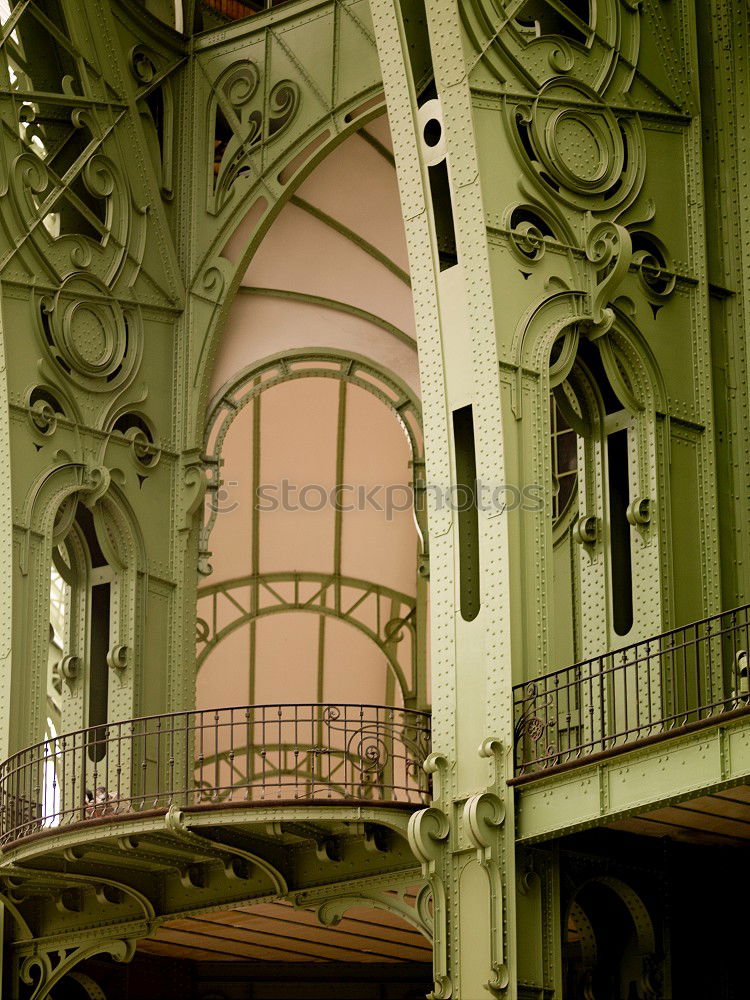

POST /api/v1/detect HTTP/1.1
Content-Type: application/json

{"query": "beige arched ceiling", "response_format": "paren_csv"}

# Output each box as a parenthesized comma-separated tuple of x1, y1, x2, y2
(208, 115, 418, 400)
(199, 117, 425, 714)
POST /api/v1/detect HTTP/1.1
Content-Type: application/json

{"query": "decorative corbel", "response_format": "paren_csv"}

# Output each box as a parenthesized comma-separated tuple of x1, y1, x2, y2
(408, 806, 450, 871)
(463, 792, 506, 860)
(462, 791, 509, 994)
(79, 465, 112, 508)
(315, 887, 433, 942)
(478, 736, 505, 790)
(626, 496, 652, 526)
(106, 643, 128, 670)
(20, 938, 136, 1000)
(179, 454, 207, 534)
(164, 805, 288, 895)
(422, 751, 451, 803)
(59, 654, 81, 682)
(573, 514, 599, 545)
(408, 805, 452, 1000)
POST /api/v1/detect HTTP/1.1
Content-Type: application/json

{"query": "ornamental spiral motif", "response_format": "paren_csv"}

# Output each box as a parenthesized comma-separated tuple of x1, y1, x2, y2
(37, 274, 142, 392)
(460, 0, 641, 97)
(209, 59, 300, 213)
(514, 80, 645, 213)
(348, 726, 389, 777)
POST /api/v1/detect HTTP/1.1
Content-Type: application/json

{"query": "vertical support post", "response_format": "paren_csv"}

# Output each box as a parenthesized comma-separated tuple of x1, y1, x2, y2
(371, 1, 519, 994)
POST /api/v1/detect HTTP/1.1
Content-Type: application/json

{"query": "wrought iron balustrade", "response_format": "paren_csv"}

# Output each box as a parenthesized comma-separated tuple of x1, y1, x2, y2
(513, 604, 750, 778)
(0, 704, 431, 847)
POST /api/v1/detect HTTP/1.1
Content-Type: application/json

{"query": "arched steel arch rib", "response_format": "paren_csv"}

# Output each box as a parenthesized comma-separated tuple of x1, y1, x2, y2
(184, 0, 426, 441)
(235, 286, 416, 349)
(196, 571, 416, 700)
(201, 348, 428, 569)
(205, 348, 423, 466)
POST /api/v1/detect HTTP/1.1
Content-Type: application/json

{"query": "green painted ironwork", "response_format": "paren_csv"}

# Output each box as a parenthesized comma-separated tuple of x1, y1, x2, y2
(0, 0, 747, 994)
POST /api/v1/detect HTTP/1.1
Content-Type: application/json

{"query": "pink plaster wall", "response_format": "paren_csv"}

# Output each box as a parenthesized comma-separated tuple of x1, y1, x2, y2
(198, 118, 421, 711)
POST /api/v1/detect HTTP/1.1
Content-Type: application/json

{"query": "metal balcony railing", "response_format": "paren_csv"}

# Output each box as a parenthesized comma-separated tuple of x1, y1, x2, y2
(0, 704, 431, 847)
(513, 604, 750, 779)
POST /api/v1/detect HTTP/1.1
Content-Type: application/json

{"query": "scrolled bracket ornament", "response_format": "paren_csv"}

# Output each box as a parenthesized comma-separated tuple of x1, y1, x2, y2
(463, 791, 509, 994)
(408, 806, 450, 871)
(111, 411, 161, 473)
(80, 464, 111, 507)
(404, 807, 452, 997)
(504, 203, 562, 265)
(573, 514, 598, 545)
(130, 44, 158, 86)
(26, 386, 67, 438)
(106, 643, 129, 670)
(180, 456, 208, 534)
(315, 887, 433, 941)
(422, 751, 451, 802)
(630, 231, 677, 314)
(478, 736, 505, 789)
(19, 938, 136, 1000)
(463, 792, 505, 860)
(584, 221, 633, 337)
(59, 654, 81, 682)
(406, 808, 452, 1000)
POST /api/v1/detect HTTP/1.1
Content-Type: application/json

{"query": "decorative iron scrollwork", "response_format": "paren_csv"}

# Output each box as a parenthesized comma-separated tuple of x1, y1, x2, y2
(209, 60, 300, 213)
(513, 81, 645, 215)
(36, 274, 143, 393)
(630, 230, 677, 311)
(514, 681, 558, 771)
(506, 204, 559, 263)
(112, 412, 161, 471)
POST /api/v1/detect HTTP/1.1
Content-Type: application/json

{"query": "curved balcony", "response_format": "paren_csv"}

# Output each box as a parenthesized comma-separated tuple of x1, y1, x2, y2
(0, 704, 431, 848)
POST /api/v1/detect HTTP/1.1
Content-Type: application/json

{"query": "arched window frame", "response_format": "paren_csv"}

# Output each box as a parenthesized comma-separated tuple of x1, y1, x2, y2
(545, 323, 666, 662)
(43, 490, 142, 744)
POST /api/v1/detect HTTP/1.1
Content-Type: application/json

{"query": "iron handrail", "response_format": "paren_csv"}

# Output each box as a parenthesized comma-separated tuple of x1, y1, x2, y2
(0, 703, 432, 846)
(513, 603, 750, 776)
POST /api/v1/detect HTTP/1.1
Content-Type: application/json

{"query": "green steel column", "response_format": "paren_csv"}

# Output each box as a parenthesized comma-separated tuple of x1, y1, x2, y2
(0, 294, 10, 762)
(696, 0, 750, 610)
(373, 0, 722, 995)
(371, 2, 518, 995)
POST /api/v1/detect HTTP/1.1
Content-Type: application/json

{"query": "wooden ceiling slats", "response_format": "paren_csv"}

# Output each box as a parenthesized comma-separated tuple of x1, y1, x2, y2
(216, 903, 429, 948)
(140, 897, 431, 964)
(150, 925, 330, 963)
(155, 918, 414, 964)
(608, 815, 748, 849)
